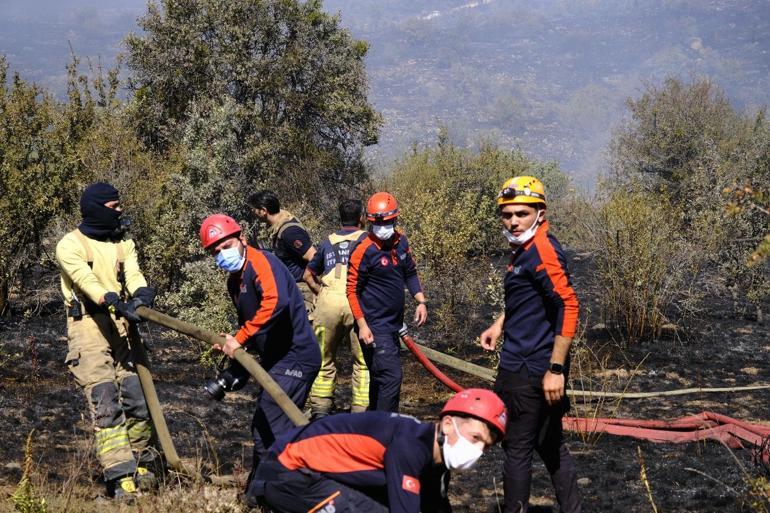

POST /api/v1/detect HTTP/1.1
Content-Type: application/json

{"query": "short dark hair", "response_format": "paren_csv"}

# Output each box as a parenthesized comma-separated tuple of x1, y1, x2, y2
(247, 190, 280, 214)
(339, 199, 363, 226)
(442, 414, 503, 445)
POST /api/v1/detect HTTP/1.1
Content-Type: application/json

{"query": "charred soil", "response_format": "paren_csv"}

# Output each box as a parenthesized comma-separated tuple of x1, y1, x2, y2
(0, 286, 768, 512)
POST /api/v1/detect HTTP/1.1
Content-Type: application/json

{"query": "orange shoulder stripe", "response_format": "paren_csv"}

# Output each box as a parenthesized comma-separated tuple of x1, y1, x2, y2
(278, 433, 386, 473)
(346, 237, 375, 321)
(236, 249, 279, 344)
(533, 237, 579, 337)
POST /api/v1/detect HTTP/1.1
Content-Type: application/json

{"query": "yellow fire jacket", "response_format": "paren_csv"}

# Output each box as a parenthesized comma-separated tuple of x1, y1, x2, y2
(55, 230, 147, 309)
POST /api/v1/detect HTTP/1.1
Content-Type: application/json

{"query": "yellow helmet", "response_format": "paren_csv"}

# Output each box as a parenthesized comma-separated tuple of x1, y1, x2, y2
(496, 176, 546, 207)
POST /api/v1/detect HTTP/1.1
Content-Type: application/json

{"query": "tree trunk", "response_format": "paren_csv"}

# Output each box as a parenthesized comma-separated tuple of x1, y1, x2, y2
(0, 278, 8, 317)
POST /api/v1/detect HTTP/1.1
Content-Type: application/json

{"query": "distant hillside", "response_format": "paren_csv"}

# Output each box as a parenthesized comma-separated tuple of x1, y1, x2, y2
(326, 0, 770, 184)
(2, 0, 769, 185)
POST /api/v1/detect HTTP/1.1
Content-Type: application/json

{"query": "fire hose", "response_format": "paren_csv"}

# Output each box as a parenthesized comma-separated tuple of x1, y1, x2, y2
(399, 326, 463, 392)
(398, 327, 770, 462)
(132, 306, 309, 480)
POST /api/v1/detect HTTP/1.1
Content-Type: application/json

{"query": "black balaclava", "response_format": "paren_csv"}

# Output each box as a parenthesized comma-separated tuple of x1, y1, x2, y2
(78, 182, 122, 240)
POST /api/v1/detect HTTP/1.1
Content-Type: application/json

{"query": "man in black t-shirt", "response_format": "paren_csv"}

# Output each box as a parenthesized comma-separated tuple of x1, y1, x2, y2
(248, 190, 316, 313)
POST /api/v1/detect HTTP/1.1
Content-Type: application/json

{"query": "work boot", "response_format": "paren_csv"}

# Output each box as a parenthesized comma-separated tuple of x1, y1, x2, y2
(112, 475, 138, 502)
(135, 466, 158, 491)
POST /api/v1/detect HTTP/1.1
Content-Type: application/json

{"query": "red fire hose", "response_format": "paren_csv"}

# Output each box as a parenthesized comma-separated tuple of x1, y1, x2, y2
(400, 329, 463, 393)
(399, 329, 770, 463)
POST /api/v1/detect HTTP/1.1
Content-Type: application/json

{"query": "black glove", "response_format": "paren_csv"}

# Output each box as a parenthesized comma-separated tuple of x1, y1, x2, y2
(103, 291, 143, 323)
(132, 286, 156, 308)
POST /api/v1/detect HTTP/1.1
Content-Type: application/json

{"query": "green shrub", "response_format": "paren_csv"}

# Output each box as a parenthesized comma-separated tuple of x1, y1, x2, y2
(10, 431, 47, 513)
(591, 187, 702, 342)
(608, 77, 770, 321)
(0, 58, 84, 314)
(162, 260, 236, 336)
(388, 137, 572, 340)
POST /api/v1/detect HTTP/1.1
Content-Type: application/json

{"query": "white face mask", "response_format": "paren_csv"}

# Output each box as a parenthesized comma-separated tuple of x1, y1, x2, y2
(372, 223, 395, 241)
(442, 418, 484, 471)
(502, 210, 543, 246)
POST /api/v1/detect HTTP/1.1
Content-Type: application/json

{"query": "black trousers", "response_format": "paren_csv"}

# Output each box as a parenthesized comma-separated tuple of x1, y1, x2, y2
(494, 367, 581, 513)
(257, 460, 389, 513)
(360, 331, 402, 412)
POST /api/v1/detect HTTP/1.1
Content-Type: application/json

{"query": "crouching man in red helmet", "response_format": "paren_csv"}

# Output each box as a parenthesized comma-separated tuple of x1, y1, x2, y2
(253, 388, 507, 513)
(199, 214, 321, 504)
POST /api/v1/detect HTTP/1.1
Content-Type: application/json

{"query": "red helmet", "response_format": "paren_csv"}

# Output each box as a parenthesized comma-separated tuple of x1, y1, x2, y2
(366, 192, 399, 222)
(441, 388, 507, 437)
(200, 214, 242, 249)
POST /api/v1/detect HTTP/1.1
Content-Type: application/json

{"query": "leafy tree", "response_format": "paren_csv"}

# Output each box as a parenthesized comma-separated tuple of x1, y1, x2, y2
(608, 77, 770, 324)
(125, 0, 381, 209)
(610, 77, 738, 193)
(0, 57, 85, 314)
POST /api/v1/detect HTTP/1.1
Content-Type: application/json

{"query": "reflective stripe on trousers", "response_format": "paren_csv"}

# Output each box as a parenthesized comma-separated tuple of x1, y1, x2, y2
(308, 291, 369, 413)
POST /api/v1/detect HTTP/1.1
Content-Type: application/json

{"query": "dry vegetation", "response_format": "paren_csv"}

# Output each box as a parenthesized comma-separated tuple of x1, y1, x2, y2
(1, 1, 769, 511)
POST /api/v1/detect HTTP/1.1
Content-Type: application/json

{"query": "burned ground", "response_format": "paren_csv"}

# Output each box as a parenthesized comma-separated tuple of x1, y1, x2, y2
(0, 274, 768, 512)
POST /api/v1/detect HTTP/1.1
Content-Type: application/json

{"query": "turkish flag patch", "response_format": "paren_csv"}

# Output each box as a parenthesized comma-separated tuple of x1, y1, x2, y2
(293, 239, 303, 249)
(402, 475, 420, 494)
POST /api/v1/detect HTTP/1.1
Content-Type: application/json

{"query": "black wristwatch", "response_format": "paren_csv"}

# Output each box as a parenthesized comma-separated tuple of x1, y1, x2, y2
(548, 362, 564, 375)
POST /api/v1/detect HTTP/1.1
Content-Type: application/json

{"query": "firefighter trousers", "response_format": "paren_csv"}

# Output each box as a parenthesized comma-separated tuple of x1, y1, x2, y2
(248, 365, 316, 492)
(308, 291, 369, 414)
(256, 459, 388, 513)
(65, 313, 155, 481)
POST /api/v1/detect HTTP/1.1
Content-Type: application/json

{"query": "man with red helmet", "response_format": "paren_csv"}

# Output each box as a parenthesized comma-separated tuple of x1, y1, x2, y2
(199, 214, 321, 504)
(252, 388, 507, 513)
(480, 176, 581, 512)
(346, 192, 427, 412)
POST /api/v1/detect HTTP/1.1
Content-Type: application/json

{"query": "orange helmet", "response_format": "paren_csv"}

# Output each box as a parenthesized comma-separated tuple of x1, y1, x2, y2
(441, 388, 507, 437)
(200, 214, 242, 249)
(366, 192, 399, 222)
(497, 176, 546, 207)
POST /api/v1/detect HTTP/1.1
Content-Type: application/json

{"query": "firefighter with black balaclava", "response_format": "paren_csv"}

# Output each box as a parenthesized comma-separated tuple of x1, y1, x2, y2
(55, 182, 158, 501)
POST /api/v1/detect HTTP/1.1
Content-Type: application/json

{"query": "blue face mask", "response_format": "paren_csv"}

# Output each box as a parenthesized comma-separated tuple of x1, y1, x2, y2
(215, 246, 245, 273)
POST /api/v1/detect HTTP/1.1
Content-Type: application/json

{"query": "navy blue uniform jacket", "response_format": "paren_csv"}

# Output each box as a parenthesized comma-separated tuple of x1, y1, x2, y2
(501, 221, 579, 376)
(269, 411, 450, 513)
(346, 232, 422, 333)
(228, 245, 320, 375)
